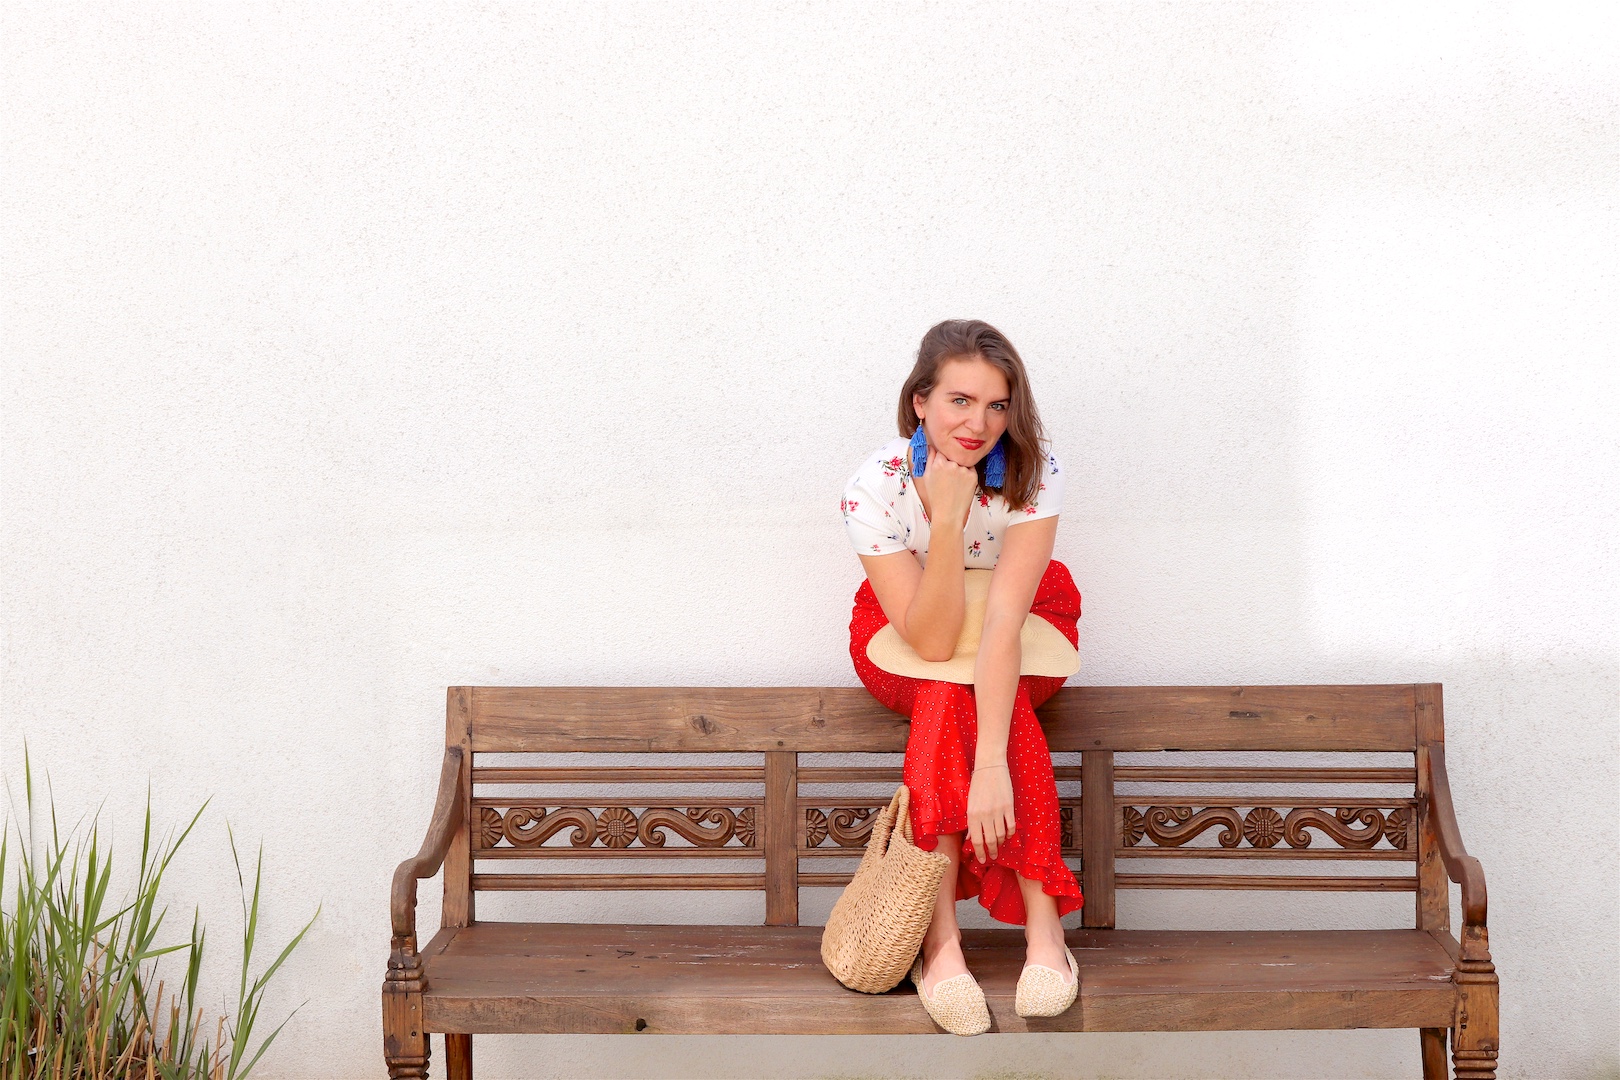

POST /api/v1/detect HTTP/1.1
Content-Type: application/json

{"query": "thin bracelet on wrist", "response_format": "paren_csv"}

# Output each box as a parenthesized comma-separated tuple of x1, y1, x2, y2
(973, 763, 1008, 772)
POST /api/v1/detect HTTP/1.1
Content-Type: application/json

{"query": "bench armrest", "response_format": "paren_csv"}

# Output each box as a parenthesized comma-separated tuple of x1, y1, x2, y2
(1423, 742, 1491, 959)
(390, 747, 465, 945)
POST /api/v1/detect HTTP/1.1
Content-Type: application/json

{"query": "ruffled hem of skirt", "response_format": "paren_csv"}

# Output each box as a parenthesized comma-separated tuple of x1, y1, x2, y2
(908, 794, 1085, 927)
(967, 852, 1085, 925)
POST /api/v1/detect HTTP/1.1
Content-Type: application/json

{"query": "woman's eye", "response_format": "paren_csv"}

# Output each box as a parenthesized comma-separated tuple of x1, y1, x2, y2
(952, 397, 968, 406)
(990, 402, 1007, 411)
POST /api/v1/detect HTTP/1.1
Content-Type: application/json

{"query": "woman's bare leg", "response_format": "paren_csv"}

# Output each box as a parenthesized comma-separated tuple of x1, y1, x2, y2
(1017, 874, 1070, 975)
(917, 832, 970, 993)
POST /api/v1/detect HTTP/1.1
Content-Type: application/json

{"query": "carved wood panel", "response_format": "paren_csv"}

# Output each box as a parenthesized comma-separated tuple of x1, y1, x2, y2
(1118, 802, 1414, 852)
(800, 799, 1087, 852)
(474, 803, 760, 851)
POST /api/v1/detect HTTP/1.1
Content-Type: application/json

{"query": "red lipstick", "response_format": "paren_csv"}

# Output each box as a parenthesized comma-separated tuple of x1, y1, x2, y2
(956, 437, 985, 450)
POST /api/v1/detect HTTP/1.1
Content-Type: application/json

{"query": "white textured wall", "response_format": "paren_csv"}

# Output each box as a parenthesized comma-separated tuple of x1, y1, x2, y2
(3, 3, 1616, 1078)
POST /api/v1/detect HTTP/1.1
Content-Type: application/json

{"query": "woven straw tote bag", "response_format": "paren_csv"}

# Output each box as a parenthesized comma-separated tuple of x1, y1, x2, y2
(820, 784, 951, 993)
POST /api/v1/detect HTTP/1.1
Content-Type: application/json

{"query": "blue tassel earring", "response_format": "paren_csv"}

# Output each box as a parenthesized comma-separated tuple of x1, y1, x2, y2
(909, 423, 929, 475)
(983, 439, 1007, 488)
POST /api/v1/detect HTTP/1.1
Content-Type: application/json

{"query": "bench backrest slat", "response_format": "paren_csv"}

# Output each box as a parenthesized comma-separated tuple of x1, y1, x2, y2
(466, 684, 1417, 753)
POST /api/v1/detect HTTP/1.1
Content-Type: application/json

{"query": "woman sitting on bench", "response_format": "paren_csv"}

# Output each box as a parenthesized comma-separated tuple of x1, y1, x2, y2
(841, 319, 1084, 1035)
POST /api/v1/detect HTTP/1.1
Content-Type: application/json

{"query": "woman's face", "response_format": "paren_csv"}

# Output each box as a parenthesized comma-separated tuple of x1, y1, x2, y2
(913, 354, 1012, 470)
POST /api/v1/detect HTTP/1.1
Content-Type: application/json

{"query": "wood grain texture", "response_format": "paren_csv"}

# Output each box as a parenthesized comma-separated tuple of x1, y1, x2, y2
(442, 687, 475, 929)
(387, 681, 1494, 1066)
(1415, 744, 1451, 936)
(382, 989, 429, 1079)
(444, 1033, 470, 1080)
(1416, 682, 1446, 744)
(763, 751, 799, 926)
(461, 684, 1418, 752)
(467, 687, 909, 752)
(1081, 750, 1115, 928)
(1422, 1027, 1449, 1079)
(474, 766, 765, 784)
(390, 748, 464, 941)
(1039, 684, 1419, 751)
(1114, 766, 1416, 783)
(471, 873, 766, 891)
(1425, 743, 1489, 929)
(1115, 873, 1418, 891)
(416, 924, 1457, 1035)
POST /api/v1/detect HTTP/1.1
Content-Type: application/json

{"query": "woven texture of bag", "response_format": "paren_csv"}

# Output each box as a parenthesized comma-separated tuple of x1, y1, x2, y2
(820, 784, 951, 993)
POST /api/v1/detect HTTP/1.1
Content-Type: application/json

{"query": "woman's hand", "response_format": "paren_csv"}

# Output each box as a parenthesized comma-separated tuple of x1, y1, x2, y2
(924, 445, 979, 532)
(965, 763, 1016, 863)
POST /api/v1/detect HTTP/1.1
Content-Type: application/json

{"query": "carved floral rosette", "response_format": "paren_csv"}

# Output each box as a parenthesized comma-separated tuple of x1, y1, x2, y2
(475, 805, 759, 851)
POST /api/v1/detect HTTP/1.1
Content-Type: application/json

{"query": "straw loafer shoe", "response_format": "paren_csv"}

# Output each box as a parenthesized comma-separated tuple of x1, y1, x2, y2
(1014, 945, 1079, 1017)
(909, 952, 992, 1036)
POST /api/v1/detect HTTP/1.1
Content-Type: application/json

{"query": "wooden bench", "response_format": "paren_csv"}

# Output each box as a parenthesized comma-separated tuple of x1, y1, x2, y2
(384, 684, 1498, 1079)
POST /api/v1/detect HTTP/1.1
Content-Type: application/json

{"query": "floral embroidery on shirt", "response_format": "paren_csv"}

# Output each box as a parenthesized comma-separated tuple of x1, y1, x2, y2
(845, 437, 1062, 571)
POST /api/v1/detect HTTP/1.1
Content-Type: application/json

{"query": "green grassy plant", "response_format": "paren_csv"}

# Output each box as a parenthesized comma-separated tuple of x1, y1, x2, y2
(0, 747, 319, 1079)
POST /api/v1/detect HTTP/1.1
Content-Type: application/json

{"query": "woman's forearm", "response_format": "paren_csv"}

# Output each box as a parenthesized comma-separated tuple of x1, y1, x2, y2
(971, 618, 1022, 766)
(903, 527, 967, 661)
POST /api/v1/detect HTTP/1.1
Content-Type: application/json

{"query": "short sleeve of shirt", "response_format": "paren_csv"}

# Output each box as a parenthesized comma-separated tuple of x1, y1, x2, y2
(842, 467, 907, 556)
(1013, 446, 1065, 523)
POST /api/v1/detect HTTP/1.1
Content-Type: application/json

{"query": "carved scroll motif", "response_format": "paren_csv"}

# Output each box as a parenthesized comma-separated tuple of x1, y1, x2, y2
(803, 807, 877, 849)
(478, 806, 598, 849)
(828, 808, 875, 847)
(1144, 806, 1245, 848)
(1118, 804, 1413, 851)
(1282, 807, 1383, 850)
(475, 805, 759, 850)
(638, 807, 740, 849)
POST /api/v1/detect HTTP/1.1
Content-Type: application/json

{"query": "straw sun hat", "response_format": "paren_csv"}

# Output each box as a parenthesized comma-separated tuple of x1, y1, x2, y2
(865, 569, 1079, 684)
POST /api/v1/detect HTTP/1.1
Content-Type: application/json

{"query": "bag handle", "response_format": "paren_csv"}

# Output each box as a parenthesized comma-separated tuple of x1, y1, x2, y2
(869, 784, 912, 855)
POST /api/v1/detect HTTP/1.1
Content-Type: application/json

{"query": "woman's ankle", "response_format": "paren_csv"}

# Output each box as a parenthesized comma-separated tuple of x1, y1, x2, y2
(1023, 915, 1066, 951)
(921, 929, 962, 960)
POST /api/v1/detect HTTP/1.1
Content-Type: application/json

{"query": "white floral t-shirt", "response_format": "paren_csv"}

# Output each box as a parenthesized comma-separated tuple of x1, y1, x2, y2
(841, 436, 1064, 568)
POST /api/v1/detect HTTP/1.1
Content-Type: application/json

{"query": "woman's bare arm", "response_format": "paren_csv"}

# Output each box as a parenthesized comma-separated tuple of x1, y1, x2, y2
(965, 513, 1058, 861)
(855, 448, 980, 661)
(857, 543, 963, 662)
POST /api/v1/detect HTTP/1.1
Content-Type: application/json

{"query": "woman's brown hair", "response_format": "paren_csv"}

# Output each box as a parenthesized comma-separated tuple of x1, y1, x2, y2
(897, 319, 1048, 512)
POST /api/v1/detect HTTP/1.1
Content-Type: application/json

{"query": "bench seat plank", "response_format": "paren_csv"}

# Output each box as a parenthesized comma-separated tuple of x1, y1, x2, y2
(418, 924, 1456, 1035)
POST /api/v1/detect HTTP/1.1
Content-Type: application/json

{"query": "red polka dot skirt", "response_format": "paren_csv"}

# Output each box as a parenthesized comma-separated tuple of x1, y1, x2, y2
(848, 559, 1084, 926)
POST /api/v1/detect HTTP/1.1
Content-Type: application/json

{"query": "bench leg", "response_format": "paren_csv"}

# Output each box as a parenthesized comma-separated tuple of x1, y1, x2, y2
(382, 989, 430, 1078)
(1452, 978, 1500, 1080)
(1421, 1027, 1448, 1079)
(446, 1034, 472, 1080)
